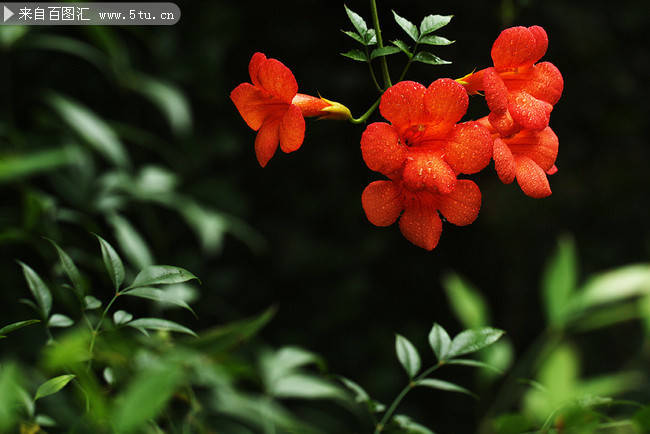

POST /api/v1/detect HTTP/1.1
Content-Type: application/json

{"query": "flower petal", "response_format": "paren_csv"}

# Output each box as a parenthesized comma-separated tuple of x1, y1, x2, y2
(254, 118, 281, 167)
(493, 137, 516, 184)
(403, 151, 457, 195)
(379, 81, 427, 131)
(361, 180, 403, 227)
(436, 179, 482, 226)
(279, 104, 305, 153)
(491, 26, 545, 69)
(514, 155, 552, 198)
(423, 78, 469, 125)
(248, 52, 267, 88)
(508, 91, 552, 131)
(444, 122, 493, 174)
(399, 199, 442, 251)
(250, 54, 298, 104)
(505, 127, 558, 171)
(483, 68, 509, 115)
(527, 26, 549, 66)
(502, 61, 564, 106)
(231, 83, 285, 131)
(360, 123, 406, 176)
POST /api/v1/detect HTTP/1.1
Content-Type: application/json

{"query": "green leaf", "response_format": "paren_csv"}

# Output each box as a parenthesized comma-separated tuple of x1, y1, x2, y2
(128, 265, 199, 290)
(187, 306, 275, 355)
(34, 375, 76, 401)
(34, 414, 56, 427)
(391, 39, 412, 57)
(542, 235, 578, 326)
(419, 35, 455, 46)
(341, 49, 368, 62)
(428, 323, 451, 362)
(0, 26, 29, 48)
(0, 147, 75, 184)
(17, 261, 52, 319)
(45, 238, 86, 300)
(112, 361, 184, 432)
(113, 310, 133, 326)
(370, 46, 402, 60)
(94, 234, 125, 291)
(108, 213, 154, 270)
(84, 296, 102, 310)
(392, 11, 419, 42)
(47, 314, 74, 328)
(413, 51, 451, 65)
(419, 14, 453, 36)
(128, 318, 197, 337)
(395, 334, 421, 378)
(416, 378, 478, 399)
(45, 92, 129, 168)
(128, 74, 192, 137)
(124, 287, 196, 316)
(444, 359, 505, 375)
(443, 273, 489, 329)
(447, 327, 504, 359)
(576, 264, 650, 309)
(0, 363, 23, 431)
(344, 5, 369, 41)
(0, 319, 40, 337)
(269, 373, 347, 400)
(392, 414, 435, 434)
(338, 376, 370, 404)
(342, 29, 365, 45)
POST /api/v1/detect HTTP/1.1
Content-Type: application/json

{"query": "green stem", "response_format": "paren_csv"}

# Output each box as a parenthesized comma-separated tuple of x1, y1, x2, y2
(87, 292, 120, 370)
(398, 42, 420, 82)
(364, 46, 383, 93)
(369, 0, 391, 89)
(350, 98, 381, 124)
(374, 363, 444, 433)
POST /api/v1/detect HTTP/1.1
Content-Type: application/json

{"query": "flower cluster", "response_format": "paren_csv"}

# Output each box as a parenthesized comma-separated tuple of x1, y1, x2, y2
(459, 26, 564, 198)
(231, 25, 563, 251)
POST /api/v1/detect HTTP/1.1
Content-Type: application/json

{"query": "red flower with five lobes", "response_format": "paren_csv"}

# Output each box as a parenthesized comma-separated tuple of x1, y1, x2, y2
(231, 52, 351, 167)
(360, 79, 493, 250)
(460, 26, 564, 137)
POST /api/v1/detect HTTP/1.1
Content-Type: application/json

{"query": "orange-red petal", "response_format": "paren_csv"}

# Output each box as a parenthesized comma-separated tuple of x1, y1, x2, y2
(230, 83, 285, 131)
(423, 78, 469, 125)
(362, 180, 404, 227)
(403, 151, 457, 195)
(279, 104, 305, 153)
(493, 137, 516, 184)
(379, 81, 428, 131)
(514, 155, 552, 198)
(483, 68, 509, 115)
(360, 123, 406, 176)
(491, 26, 547, 69)
(508, 91, 552, 132)
(505, 127, 558, 171)
(399, 200, 442, 251)
(502, 62, 564, 106)
(436, 179, 482, 226)
(444, 122, 493, 174)
(249, 53, 298, 104)
(255, 117, 281, 167)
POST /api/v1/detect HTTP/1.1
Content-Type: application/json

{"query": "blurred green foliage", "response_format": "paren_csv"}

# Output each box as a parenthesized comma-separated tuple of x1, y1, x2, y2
(0, 0, 649, 432)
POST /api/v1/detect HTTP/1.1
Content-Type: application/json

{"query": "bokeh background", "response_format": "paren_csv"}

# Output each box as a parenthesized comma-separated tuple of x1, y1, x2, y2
(1, 0, 649, 431)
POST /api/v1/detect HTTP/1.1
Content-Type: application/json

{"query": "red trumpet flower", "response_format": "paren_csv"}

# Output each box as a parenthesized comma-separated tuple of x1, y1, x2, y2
(460, 26, 564, 137)
(231, 52, 351, 167)
(360, 79, 493, 250)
